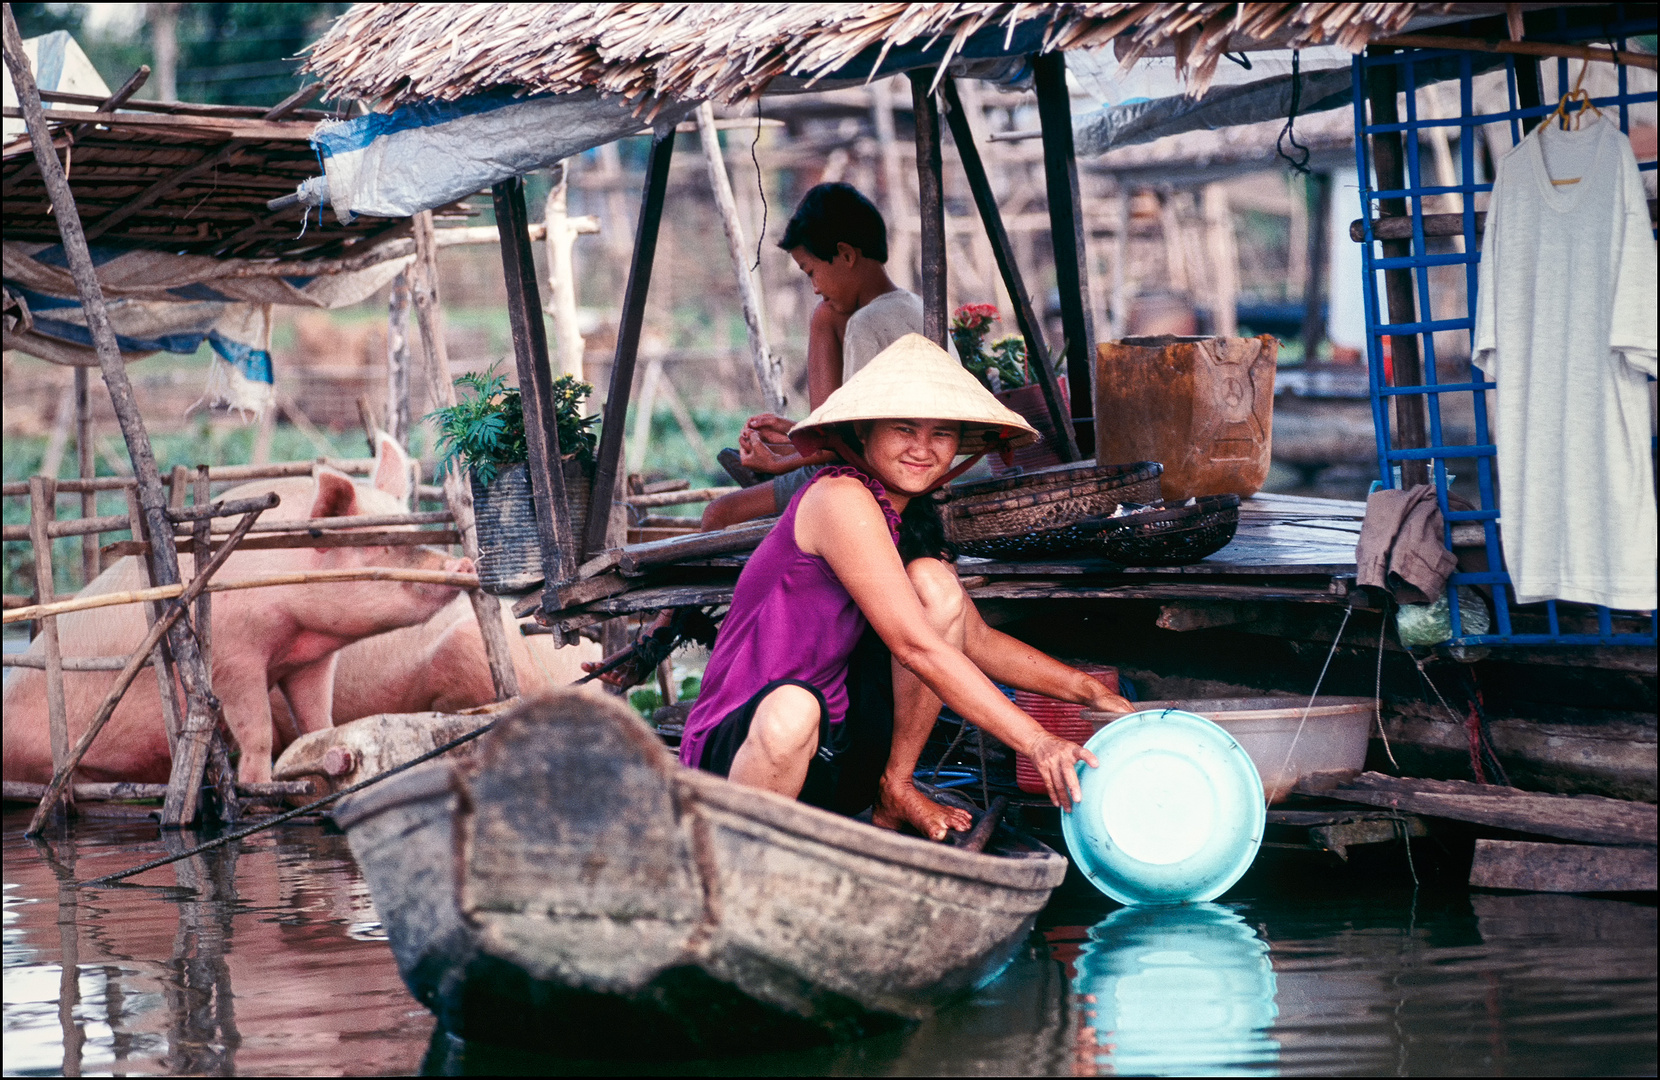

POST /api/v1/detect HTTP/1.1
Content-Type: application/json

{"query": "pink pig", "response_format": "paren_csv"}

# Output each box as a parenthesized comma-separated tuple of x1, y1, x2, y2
(2, 436, 471, 786)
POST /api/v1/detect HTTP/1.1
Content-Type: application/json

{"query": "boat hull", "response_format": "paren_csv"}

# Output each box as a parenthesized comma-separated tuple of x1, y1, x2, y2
(336, 688, 1067, 1052)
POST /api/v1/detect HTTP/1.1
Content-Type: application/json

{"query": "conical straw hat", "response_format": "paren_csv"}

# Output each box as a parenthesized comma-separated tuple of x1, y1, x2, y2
(790, 333, 1039, 455)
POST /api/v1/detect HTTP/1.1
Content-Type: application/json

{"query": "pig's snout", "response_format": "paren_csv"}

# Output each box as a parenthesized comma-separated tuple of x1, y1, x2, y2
(444, 556, 475, 577)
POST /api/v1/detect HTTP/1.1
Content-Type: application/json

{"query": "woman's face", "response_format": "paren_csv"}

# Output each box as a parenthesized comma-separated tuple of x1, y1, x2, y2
(860, 418, 962, 495)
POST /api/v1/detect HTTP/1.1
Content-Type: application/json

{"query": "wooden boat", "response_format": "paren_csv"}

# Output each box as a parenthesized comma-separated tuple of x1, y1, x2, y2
(332, 687, 1068, 1052)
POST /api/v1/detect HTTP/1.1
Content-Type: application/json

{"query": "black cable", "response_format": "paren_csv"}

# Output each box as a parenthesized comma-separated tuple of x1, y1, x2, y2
(750, 101, 767, 273)
(1277, 49, 1312, 175)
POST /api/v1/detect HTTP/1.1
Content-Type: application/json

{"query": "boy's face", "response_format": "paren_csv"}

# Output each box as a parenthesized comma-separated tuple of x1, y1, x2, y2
(789, 243, 862, 315)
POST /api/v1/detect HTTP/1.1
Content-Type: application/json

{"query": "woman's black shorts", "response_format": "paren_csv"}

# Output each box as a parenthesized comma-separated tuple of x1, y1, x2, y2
(695, 627, 893, 816)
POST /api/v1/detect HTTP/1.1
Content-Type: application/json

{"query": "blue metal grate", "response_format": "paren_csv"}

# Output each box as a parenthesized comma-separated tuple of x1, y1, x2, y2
(1351, 9, 1657, 647)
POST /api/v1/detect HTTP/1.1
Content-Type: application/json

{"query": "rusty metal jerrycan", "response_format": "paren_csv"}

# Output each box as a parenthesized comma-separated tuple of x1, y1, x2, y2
(1093, 335, 1278, 501)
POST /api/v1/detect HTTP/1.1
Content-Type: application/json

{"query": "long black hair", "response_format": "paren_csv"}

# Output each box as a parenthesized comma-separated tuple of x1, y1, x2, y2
(834, 423, 958, 564)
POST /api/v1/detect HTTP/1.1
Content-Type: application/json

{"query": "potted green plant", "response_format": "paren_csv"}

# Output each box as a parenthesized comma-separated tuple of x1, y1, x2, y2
(428, 364, 599, 594)
(950, 304, 1070, 474)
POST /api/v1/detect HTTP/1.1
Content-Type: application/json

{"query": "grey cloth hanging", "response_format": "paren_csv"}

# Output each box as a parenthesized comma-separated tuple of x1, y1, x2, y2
(1355, 485, 1457, 605)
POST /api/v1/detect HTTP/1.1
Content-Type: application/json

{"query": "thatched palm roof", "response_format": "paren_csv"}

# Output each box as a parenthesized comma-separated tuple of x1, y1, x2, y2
(305, 3, 1457, 111)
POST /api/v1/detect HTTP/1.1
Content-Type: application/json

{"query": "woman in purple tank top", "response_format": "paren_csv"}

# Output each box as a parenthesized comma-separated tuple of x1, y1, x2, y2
(681, 335, 1132, 841)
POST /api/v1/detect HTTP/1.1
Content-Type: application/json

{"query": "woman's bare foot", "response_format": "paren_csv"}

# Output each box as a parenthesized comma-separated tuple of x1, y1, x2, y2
(872, 775, 975, 842)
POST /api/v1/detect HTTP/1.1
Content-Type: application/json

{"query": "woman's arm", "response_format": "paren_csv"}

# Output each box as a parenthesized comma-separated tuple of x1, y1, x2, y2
(797, 479, 1097, 807)
(963, 604, 1134, 713)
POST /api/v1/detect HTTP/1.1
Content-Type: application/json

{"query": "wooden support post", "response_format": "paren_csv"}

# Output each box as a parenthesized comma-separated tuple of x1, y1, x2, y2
(940, 76, 1077, 463)
(697, 102, 784, 414)
(410, 210, 520, 698)
(1033, 51, 1097, 457)
(1301, 172, 1331, 362)
(1364, 48, 1430, 488)
(28, 476, 71, 820)
(908, 70, 948, 346)
(585, 128, 675, 560)
(3, 6, 224, 829)
(385, 270, 412, 446)
(74, 366, 98, 585)
(494, 177, 578, 596)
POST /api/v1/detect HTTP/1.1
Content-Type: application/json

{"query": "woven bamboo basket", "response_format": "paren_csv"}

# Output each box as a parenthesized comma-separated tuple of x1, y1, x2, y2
(471, 460, 591, 594)
(943, 461, 1163, 557)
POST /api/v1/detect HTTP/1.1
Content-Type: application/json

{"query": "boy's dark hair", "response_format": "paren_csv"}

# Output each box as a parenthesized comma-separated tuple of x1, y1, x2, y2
(778, 182, 888, 264)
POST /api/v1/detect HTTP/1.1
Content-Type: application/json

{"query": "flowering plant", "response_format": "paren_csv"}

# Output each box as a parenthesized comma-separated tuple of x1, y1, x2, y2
(950, 303, 1028, 391)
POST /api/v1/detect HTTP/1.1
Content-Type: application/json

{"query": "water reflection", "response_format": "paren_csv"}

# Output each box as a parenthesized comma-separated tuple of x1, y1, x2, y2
(5, 811, 1656, 1077)
(1072, 903, 1279, 1076)
(3, 810, 431, 1076)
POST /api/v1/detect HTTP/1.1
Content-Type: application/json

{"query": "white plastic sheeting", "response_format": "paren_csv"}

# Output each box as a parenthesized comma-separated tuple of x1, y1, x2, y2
(311, 87, 697, 221)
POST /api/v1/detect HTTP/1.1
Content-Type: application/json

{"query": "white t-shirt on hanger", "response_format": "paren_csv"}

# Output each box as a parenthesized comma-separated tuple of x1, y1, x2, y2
(1474, 115, 1657, 611)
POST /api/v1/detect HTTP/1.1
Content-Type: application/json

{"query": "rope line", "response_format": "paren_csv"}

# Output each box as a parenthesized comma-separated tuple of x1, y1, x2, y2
(81, 715, 501, 887)
(1270, 599, 1353, 801)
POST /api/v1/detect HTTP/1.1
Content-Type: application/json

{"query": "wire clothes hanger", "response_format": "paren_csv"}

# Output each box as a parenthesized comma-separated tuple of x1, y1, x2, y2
(1539, 59, 1603, 185)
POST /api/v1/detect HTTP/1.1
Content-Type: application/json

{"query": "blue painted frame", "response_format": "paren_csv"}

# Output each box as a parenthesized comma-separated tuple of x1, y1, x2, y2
(1351, 9, 1657, 647)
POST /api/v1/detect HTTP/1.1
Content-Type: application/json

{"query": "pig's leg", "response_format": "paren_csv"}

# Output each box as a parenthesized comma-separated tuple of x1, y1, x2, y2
(280, 655, 340, 738)
(215, 667, 278, 785)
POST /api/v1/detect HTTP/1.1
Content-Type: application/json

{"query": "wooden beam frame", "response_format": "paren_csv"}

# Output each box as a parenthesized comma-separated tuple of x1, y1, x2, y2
(1032, 52, 1097, 457)
(908, 70, 948, 346)
(583, 127, 676, 561)
(82, 81, 319, 243)
(2, 5, 223, 830)
(492, 177, 577, 594)
(939, 76, 1078, 463)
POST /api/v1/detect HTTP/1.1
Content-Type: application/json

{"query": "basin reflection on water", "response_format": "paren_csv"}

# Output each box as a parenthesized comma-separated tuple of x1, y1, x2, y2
(4, 808, 1656, 1076)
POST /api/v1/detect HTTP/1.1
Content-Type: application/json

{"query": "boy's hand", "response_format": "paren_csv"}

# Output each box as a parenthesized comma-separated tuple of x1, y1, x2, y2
(738, 426, 798, 474)
(746, 413, 797, 440)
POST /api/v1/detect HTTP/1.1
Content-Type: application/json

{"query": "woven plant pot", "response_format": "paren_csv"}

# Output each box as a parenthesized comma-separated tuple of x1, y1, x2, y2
(943, 460, 1163, 559)
(471, 459, 592, 594)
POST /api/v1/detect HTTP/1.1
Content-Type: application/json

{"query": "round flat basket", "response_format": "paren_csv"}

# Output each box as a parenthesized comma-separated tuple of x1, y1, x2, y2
(1062, 709, 1265, 904)
(1083, 493, 1240, 566)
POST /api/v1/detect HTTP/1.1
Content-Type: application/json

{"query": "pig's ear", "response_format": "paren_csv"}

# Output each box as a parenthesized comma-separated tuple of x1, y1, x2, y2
(371, 432, 412, 502)
(310, 468, 359, 520)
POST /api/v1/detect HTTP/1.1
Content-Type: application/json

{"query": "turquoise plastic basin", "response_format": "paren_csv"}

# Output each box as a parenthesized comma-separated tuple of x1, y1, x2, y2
(1061, 708, 1266, 904)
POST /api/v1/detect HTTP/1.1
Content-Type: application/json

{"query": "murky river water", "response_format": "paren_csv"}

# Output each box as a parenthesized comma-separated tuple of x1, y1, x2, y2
(5, 808, 1655, 1076)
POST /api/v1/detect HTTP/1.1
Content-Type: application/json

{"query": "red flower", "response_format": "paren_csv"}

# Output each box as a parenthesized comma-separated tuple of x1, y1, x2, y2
(950, 303, 1000, 334)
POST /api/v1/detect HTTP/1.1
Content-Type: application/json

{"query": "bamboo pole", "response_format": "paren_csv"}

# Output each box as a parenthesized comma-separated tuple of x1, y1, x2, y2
(542, 162, 587, 381)
(3, 566, 483, 626)
(25, 506, 265, 836)
(629, 358, 665, 472)
(28, 476, 71, 820)
(128, 488, 182, 753)
(410, 210, 520, 700)
(385, 271, 413, 446)
(871, 77, 914, 291)
(1372, 34, 1657, 72)
(74, 366, 98, 585)
(697, 101, 784, 414)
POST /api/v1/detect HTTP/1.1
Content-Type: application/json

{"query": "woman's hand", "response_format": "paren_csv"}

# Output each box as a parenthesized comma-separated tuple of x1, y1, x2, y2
(1081, 677, 1135, 716)
(1026, 732, 1099, 811)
